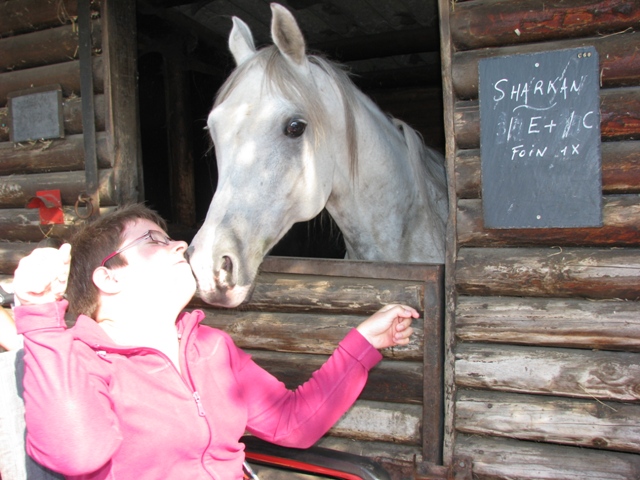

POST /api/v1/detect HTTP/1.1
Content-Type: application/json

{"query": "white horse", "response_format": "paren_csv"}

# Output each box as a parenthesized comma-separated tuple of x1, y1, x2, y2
(189, 3, 448, 308)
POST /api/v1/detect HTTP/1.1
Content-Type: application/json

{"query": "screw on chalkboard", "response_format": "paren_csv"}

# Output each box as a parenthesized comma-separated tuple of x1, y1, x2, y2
(577, 51, 592, 59)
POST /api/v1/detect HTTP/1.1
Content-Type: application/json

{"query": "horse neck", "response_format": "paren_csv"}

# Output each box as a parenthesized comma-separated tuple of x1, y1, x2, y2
(325, 94, 445, 263)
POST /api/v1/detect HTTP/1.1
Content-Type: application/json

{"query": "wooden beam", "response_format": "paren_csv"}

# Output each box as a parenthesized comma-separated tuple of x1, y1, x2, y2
(455, 434, 640, 479)
(456, 247, 640, 300)
(456, 390, 640, 453)
(452, 30, 640, 101)
(0, 20, 102, 73)
(450, 0, 640, 51)
(103, 0, 142, 204)
(0, 57, 104, 108)
(246, 350, 424, 404)
(0, 169, 116, 209)
(456, 343, 640, 401)
(0, 133, 112, 176)
(456, 295, 640, 351)
(199, 308, 423, 361)
(455, 141, 640, 199)
(0, 0, 79, 36)
(457, 195, 640, 248)
(454, 87, 640, 149)
(164, 51, 196, 226)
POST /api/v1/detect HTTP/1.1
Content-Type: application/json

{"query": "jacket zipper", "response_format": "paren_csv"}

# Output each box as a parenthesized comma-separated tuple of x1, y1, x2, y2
(91, 319, 216, 478)
(94, 344, 206, 417)
(193, 391, 206, 416)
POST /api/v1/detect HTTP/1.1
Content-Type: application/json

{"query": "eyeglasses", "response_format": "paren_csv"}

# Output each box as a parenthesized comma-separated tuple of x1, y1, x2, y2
(101, 230, 173, 267)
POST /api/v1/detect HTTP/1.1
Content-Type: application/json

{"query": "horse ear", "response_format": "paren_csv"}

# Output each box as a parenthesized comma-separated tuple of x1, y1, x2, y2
(271, 3, 307, 67)
(229, 16, 256, 66)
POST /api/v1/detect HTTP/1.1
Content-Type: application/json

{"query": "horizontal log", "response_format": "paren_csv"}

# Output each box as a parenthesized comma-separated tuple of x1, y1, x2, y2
(0, 0, 79, 36)
(0, 206, 116, 242)
(258, 256, 443, 284)
(246, 350, 423, 404)
(455, 141, 640, 198)
(0, 169, 115, 209)
(602, 141, 640, 194)
(0, 242, 36, 275)
(0, 132, 112, 176)
(0, 94, 106, 143)
(456, 247, 640, 300)
(453, 101, 479, 150)
(457, 195, 640, 248)
(456, 296, 640, 351)
(61, 94, 106, 137)
(456, 389, 640, 453)
(0, 56, 104, 107)
(330, 399, 422, 445)
(602, 87, 640, 140)
(452, 30, 640, 100)
(453, 149, 480, 200)
(450, 0, 640, 51)
(192, 273, 426, 315)
(0, 20, 102, 73)
(316, 437, 420, 466)
(454, 87, 640, 150)
(455, 434, 640, 480)
(199, 309, 423, 361)
(455, 343, 640, 401)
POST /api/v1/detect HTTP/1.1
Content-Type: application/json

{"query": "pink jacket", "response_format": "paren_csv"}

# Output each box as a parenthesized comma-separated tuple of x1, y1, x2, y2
(15, 300, 382, 479)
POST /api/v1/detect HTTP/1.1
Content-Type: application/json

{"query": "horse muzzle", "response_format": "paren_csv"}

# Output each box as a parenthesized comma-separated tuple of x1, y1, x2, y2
(187, 247, 254, 308)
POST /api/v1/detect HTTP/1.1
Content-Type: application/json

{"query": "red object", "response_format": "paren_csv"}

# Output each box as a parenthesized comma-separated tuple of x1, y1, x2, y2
(26, 189, 64, 225)
(244, 452, 366, 480)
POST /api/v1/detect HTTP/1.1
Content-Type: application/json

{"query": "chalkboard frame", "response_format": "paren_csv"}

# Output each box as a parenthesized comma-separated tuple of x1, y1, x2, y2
(8, 84, 64, 143)
(479, 47, 602, 229)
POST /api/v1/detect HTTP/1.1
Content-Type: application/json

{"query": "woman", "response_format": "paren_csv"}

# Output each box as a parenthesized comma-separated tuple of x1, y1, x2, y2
(13, 204, 417, 479)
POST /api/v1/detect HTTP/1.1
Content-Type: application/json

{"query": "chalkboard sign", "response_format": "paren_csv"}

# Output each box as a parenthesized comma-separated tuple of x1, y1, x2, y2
(8, 85, 64, 143)
(479, 47, 602, 229)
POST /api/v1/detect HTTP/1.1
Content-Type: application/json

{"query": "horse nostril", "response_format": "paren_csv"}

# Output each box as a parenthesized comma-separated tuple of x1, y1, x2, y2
(185, 246, 194, 262)
(221, 255, 233, 273)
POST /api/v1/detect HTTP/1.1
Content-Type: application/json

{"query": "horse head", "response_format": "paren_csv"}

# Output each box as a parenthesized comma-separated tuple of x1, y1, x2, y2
(189, 4, 343, 307)
(189, 3, 448, 308)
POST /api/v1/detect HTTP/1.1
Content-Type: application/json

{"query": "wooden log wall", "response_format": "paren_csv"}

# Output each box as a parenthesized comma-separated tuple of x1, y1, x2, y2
(0, 0, 139, 276)
(437, 0, 640, 477)
(0, 0, 103, 270)
(189, 256, 444, 476)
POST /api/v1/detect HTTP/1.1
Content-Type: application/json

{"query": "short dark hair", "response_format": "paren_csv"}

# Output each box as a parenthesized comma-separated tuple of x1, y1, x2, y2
(66, 203, 167, 318)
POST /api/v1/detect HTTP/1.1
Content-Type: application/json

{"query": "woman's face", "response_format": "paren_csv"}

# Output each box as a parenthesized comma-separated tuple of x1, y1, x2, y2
(114, 219, 197, 306)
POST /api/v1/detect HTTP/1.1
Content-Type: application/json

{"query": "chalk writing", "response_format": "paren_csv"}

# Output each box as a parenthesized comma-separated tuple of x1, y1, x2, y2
(479, 47, 602, 229)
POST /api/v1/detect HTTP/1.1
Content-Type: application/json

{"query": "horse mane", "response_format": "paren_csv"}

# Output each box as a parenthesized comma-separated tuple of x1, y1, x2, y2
(393, 118, 448, 239)
(214, 46, 359, 178)
(214, 46, 447, 231)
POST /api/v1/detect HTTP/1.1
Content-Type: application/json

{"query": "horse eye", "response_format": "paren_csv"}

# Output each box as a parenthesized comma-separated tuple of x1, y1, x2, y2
(284, 118, 307, 138)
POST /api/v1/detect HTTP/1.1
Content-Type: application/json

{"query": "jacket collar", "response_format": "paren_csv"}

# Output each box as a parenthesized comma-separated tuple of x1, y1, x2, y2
(71, 310, 205, 351)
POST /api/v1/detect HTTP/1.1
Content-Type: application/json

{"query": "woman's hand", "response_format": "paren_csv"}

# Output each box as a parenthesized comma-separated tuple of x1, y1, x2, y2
(13, 243, 72, 306)
(356, 304, 418, 349)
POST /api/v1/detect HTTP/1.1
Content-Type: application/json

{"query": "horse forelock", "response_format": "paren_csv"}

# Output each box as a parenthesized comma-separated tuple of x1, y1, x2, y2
(214, 46, 359, 178)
